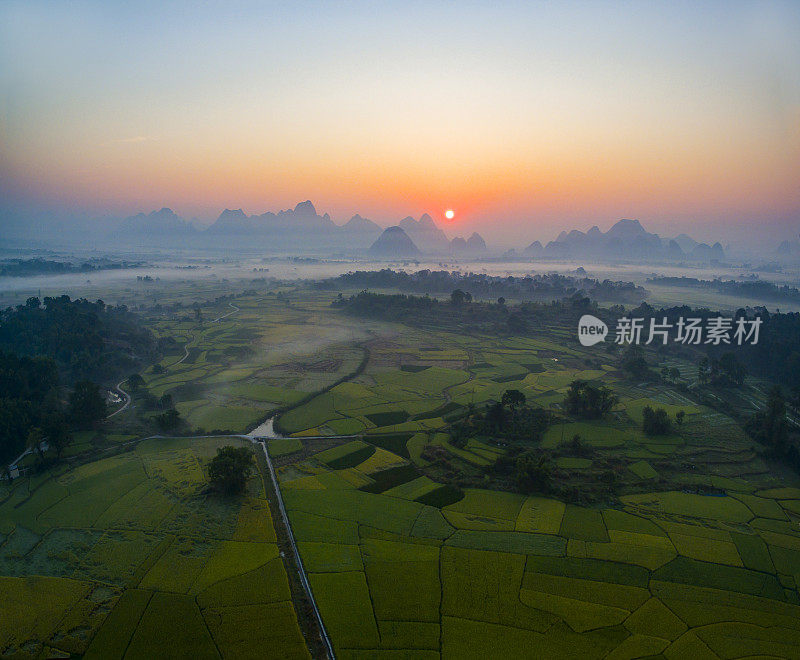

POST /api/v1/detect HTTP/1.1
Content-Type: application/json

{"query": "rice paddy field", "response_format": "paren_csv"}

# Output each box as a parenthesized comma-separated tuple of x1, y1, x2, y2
(0, 436, 309, 659)
(112, 288, 372, 435)
(269, 310, 778, 502)
(263, 286, 800, 658)
(5, 278, 800, 658)
(277, 438, 800, 659)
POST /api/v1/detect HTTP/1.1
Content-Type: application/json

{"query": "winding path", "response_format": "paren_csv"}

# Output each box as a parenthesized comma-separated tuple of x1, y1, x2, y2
(106, 379, 131, 419)
(213, 302, 240, 323)
(174, 302, 240, 369)
(174, 334, 194, 366)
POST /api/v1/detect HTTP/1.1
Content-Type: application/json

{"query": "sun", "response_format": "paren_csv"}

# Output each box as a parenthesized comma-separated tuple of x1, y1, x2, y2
(445, 209, 455, 220)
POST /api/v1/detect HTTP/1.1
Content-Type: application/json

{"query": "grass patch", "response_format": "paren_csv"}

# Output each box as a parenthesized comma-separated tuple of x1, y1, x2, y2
(652, 557, 786, 600)
(526, 555, 649, 588)
(416, 484, 464, 509)
(309, 572, 380, 651)
(446, 530, 566, 556)
(196, 557, 291, 607)
(315, 440, 376, 469)
(268, 437, 303, 457)
(325, 418, 365, 435)
(559, 505, 610, 542)
(360, 464, 420, 494)
(621, 491, 754, 522)
(362, 432, 413, 459)
(125, 591, 218, 658)
(401, 364, 430, 373)
(85, 589, 152, 659)
(365, 410, 411, 427)
(629, 460, 659, 480)
(415, 402, 464, 421)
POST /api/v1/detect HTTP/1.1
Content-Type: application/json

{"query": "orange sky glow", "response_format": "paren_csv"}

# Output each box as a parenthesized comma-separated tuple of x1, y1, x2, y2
(1, 1, 799, 244)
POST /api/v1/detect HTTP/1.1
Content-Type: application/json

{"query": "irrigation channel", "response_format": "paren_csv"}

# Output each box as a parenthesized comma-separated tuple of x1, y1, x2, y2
(247, 416, 352, 660)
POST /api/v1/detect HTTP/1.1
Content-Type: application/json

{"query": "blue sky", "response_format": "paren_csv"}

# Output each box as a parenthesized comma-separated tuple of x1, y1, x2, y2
(1, 1, 798, 243)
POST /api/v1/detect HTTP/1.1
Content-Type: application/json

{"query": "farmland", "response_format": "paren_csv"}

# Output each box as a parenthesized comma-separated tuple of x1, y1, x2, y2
(3, 275, 800, 658)
(277, 436, 800, 659)
(0, 436, 308, 659)
(264, 284, 800, 658)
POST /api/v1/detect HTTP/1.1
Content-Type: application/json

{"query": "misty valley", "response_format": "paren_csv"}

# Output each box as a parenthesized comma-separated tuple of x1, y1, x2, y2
(2, 220, 800, 658)
(3, 2, 800, 657)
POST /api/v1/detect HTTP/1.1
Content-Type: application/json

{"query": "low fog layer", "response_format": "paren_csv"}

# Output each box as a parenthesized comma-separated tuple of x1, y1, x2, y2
(4, 200, 798, 266)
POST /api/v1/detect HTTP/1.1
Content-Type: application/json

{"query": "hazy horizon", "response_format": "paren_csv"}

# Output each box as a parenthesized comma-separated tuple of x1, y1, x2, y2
(0, 199, 796, 253)
(2, 1, 799, 248)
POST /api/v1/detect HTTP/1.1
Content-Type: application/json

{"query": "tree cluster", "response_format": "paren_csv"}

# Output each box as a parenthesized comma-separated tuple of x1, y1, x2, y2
(126, 373, 185, 433)
(647, 276, 800, 306)
(515, 452, 552, 494)
(319, 269, 647, 304)
(0, 295, 156, 382)
(0, 258, 144, 278)
(746, 386, 800, 472)
(698, 353, 746, 387)
(208, 445, 254, 494)
(467, 390, 549, 442)
(564, 380, 618, 419)
(0, 351, 107, 464)
(641, 405, 672, 436)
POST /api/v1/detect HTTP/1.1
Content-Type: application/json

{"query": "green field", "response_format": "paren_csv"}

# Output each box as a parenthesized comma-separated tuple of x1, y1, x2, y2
(280, 438, 800, 658)
(0, 437, 309, 659)
(5, 279, 800, 658)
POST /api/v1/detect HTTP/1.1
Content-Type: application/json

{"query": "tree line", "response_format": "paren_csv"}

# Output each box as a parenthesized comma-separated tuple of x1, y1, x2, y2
(0, 296, 157, 468)
(319, 268, 647, 303)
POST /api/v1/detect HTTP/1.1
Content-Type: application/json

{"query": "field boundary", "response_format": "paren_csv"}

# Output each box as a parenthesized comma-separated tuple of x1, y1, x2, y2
(271, 341, 372, 436)
(257, 439, 335, 659)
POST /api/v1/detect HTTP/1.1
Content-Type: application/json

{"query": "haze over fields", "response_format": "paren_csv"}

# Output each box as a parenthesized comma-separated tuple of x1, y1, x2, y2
(5, 4, 800, 659)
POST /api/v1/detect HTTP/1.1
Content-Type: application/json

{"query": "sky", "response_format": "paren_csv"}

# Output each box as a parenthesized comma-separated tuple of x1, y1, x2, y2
(1, 0, 799, 245)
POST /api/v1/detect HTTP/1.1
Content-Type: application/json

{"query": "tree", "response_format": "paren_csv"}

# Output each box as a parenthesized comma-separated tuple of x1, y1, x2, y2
(0, 399, 35, 464)
(0, 351, 59, 464)
(621, 345, 649, 379)
(698, 357, 710, 385)
(42, 411, 72, 458)
(642, 405, 672, 435)
(155, 408, 181, 432)
(485, 401, 505, 430)
(26, 426, 45, 462)
(762, 386, 788, 453)
(507, 313, 528, 334)
(676, 410, 685, 426)
(208, 445, 254, 494)
(568, 434, 591, 457)
(515, 453, 551, 494)
(564, 380, 618, 419)
(713, 352, 746, 387)
(69, 381, 107, 428)
(746, 386, 794, 465)
(449, 427, 468, 449)
(0, 295, 156, 383)
(450, 289, 466, 306)
(669, 367, 681, 383)
(497, 297, 506, 306)
(501, 389, 526, 412)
